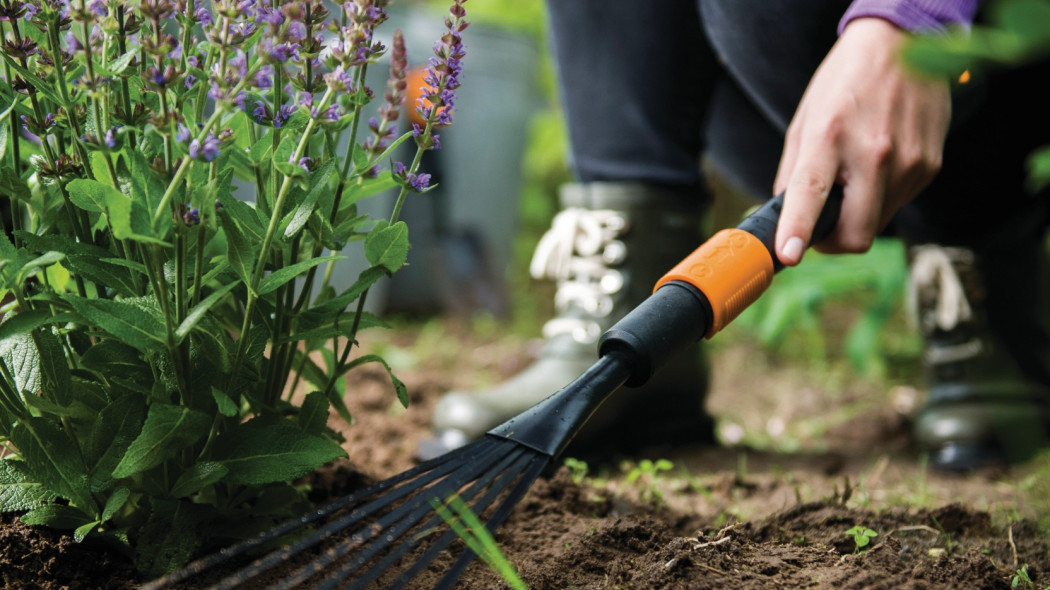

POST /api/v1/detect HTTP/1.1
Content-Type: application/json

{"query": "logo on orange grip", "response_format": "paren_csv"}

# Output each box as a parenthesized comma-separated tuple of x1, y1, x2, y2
(654, 229, 774, 337)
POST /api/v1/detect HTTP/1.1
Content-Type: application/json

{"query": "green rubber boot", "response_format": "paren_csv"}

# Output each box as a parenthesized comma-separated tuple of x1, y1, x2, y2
(418, 182, 715, 460)
(909, 240, 1050, 471)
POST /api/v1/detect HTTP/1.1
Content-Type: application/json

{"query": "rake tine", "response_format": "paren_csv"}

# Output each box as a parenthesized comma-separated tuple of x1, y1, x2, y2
(434, 453, 550, 590)
(333, 446, 535, 590)
(377, 449, 539, 589)
(202, 453, 475, 590)
(141, 446, 470, 590)
(265, 440, 521, 590)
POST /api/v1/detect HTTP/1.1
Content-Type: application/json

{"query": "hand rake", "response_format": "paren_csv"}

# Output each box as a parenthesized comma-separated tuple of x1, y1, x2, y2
(143, 190, 842, 590)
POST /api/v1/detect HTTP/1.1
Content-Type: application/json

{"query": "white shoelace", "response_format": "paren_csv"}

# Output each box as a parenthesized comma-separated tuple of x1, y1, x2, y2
(907, 245, 980, 364)
(529, 208, 628, 344)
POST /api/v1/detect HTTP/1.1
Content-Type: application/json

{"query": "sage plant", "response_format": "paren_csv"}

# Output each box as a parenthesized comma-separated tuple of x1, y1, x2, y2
(0, 0, 468, 575)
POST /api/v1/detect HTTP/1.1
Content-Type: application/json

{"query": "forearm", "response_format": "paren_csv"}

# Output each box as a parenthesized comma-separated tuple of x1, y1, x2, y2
(838, 0, 980, 34)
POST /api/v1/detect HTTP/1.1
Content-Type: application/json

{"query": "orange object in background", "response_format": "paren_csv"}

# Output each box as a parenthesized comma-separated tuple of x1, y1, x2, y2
(406, 67, 449, 127)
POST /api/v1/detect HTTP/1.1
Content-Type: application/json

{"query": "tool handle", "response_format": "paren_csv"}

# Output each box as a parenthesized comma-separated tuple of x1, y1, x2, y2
(600, 188, 843, 386)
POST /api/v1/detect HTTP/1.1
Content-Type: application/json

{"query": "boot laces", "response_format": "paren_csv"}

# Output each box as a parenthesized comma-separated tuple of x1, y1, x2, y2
(529, 208, 628, 344)
(907, 244, 981, 364)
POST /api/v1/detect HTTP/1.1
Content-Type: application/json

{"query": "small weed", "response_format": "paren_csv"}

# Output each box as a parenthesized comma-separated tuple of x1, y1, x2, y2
(563, 457, 589, 484)
(844, 525, 879, 552)
(623, 459, 675, 507)
(1013, 564, 1035, 590)
(430, 495, 528, 590)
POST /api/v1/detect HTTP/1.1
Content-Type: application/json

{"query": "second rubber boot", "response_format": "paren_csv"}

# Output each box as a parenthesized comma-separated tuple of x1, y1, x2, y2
(418, 182, 715, 460)
(909, 239, 1050, 471)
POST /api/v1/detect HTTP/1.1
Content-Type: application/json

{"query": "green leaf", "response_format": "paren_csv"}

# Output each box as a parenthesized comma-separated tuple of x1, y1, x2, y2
(274, 160, 308, 182)
(0, 332, 39, 400)
(342, 171, 398, 207)
(0, 166, 30, 203)
(364, 220, 409, 273)
(299, 266, 386, 329)
(0, 53, 64, 105)
(20, 503, 96, 530)
(86, 394, 147, 492)
(0, 309, 51, 343)
(997, 0, 1050, 45)
(210, 386, 239, 417)
(170, 461, 229, 498)
(10, 418, 95, 513)
(273, 136, 297, 169)
(1027, 145, 1050, 192)
(66, 178, 116, 213)
(174, 281, 239, 343)
(136, 498, 210, 577)
(66, 179, 166, 245)
(210, 420, 346, 485)
(101, 486, 131, 522)
(0, 119, 6, 163)
(248, 129, 273, 164)
(14, 233, 139, 296)
(340, 354, 408, 408)
(112, 404, 211, 479)
(282, 158, 337, 239)
(297, 391, 329, 435)
(217, 208, 256, 286)
(79, 340, 153, 388)
(280, 311, 387, 344)
(257, 255, 343, 296)
(100, 46, 140, 76)
(123, 148, 168, 216)
(0, 459, 57, 512)
(22, 393, 97, 421)
(63, 295, 168, 352)
(74, 520, 101, 543)
(32, 328, 72, 407)
(351, 143, 369, 171)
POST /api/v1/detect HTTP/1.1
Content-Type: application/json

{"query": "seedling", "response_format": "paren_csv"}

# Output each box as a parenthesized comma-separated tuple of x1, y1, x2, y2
(1012, 564, 1034, 590)
(623, 458, 674, 507)
(844, 525, 879, 551)
(564, 457, 589, 484)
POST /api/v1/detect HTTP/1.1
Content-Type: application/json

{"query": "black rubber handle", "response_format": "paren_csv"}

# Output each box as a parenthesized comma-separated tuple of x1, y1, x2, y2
(600, 186, 844, 386)
(737, 186, 844, 270)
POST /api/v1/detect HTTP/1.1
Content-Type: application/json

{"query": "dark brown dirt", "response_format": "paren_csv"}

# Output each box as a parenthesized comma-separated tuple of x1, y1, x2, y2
(3, 324, 1050, 589)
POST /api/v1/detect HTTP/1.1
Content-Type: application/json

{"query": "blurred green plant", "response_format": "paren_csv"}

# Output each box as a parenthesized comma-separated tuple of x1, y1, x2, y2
(622, 458, 674, 507)
(905, 0, 1050, 191)
(734, 239, 910, 377)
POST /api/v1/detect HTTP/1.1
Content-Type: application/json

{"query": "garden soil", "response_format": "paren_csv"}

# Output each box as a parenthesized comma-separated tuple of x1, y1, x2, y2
(3, 322, 1050, 589)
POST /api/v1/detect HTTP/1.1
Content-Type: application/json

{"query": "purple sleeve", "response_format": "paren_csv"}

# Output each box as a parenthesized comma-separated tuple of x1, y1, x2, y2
(838, 0, 979, 35)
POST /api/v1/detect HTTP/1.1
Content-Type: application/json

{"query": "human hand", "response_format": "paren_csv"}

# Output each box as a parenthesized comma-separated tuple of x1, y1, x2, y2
(773, 17, 952, 266)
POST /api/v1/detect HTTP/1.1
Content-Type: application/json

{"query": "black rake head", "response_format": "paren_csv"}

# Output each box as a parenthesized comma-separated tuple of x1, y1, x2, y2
(142, 436, 551, 590)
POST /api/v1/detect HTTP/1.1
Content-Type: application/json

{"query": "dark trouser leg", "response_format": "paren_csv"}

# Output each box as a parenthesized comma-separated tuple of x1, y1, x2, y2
(546, 0, 716, 192)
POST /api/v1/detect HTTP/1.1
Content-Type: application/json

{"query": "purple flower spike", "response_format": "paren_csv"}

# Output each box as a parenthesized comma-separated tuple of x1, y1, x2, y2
(189, 133, 221, 162)
(183, 208, 201, 226)
(408, 172, 431, 192)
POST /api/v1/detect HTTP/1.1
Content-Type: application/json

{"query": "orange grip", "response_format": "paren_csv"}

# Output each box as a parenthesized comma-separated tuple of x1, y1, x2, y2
(654, 228, 774, 338)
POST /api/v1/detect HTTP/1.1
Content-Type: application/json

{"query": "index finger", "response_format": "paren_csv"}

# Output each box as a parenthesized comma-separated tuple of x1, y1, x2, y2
(775, 146, 839, 266)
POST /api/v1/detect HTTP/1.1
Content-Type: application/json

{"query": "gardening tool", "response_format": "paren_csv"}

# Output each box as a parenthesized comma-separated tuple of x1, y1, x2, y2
(143, 189, 842, 590)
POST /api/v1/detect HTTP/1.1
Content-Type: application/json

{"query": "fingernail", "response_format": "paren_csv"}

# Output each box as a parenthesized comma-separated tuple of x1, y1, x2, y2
(781, 236, 804, 264)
